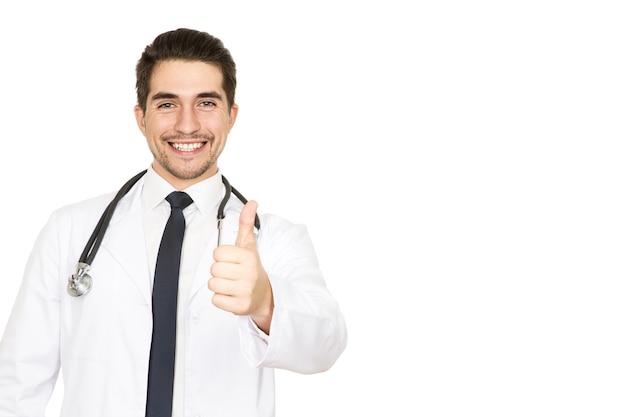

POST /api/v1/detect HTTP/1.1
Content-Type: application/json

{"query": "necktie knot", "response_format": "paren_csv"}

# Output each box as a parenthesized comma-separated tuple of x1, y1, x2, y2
(166, 191, 193, 210)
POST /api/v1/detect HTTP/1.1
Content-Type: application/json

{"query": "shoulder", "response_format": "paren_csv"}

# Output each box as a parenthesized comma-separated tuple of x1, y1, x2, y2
(257, 212, 317, 258)
(28, 191, 121, 261)
(50, 173, 145, 226)
(258, 212, 303, 234)
(52, 192, 117, 224)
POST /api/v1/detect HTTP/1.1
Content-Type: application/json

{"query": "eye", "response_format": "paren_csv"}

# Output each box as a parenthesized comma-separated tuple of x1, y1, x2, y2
(199, 100, 217, 108)
(157, 102, 174, 109)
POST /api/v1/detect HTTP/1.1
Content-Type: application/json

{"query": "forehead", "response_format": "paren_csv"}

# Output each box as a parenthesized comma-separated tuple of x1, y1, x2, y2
(150, 59, 224, 95)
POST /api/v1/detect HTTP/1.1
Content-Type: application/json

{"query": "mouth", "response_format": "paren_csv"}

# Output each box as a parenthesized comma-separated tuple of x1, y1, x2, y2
(170, 142, 206, 152)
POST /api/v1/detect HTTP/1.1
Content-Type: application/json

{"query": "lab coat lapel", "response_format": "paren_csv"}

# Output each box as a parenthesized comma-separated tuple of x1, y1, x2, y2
(99, 180, 152, 304)
(188, 206, 239, 302)
(188, 232, 218, 302)
(188, 244, 214, 302)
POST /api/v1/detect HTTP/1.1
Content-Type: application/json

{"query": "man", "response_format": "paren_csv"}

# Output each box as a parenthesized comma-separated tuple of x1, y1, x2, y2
(0, 28, 347, 417)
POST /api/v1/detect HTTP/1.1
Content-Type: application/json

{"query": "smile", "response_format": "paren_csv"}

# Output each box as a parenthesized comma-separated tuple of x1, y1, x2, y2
(171, 142, 205, 152)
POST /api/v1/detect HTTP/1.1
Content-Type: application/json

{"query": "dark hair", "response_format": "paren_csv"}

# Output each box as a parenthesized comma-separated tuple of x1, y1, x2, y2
(135, 28, 237, 112)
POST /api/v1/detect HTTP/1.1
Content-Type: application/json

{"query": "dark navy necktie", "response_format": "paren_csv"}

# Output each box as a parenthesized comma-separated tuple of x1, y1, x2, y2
(146, 191, 193, 417)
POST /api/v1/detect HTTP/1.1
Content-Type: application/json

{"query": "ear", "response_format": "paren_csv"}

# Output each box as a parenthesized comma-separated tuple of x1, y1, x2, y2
(228, 103, 239, 130)
(134, 105, 146, 135)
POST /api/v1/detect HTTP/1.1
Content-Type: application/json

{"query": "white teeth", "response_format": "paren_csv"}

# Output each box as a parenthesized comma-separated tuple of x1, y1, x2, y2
(172, 142, 203, 151)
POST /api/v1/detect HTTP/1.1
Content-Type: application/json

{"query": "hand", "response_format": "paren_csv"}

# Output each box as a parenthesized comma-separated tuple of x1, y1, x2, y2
(209, 201, 274, 333)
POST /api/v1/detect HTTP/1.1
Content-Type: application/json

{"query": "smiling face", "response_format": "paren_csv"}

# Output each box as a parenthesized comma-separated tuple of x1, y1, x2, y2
(134, 59, 238, 190)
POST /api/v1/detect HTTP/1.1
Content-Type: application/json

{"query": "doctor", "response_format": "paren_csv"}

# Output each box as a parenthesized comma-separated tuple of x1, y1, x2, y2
(0, 28, 347, 417)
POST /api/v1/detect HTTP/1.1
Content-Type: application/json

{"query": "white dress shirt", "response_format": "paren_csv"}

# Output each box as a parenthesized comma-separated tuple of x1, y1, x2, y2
(141, 166, 224, 416)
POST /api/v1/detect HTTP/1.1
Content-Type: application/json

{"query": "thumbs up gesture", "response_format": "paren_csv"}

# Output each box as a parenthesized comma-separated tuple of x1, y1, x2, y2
(209, 201, 274, 334)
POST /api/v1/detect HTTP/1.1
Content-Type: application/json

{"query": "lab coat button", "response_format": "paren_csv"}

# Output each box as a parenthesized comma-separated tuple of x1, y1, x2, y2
(191, 313, 199, 322)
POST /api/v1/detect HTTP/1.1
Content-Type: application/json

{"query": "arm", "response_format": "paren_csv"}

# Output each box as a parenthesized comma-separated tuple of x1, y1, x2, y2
(239, 212, 348, 374)
(0, 212, 62, 415)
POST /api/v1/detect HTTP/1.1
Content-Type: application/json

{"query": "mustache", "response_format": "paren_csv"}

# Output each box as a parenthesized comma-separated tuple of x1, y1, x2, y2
(163, 134, 214, 142)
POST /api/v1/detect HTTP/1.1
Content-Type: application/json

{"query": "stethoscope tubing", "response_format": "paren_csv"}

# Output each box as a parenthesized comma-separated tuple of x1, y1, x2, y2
(68, 170, 259, 297)
(79, 170, 148, 268)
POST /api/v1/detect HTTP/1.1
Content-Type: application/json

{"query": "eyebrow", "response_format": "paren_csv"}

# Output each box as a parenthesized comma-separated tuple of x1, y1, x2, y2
(150, 91, 224, 101)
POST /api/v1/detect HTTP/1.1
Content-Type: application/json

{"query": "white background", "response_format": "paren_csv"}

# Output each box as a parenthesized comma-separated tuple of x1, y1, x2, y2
(1, 1, 625, 416)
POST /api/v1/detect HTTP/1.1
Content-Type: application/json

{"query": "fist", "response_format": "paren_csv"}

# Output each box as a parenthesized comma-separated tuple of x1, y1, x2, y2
(208, 201, 273, 333)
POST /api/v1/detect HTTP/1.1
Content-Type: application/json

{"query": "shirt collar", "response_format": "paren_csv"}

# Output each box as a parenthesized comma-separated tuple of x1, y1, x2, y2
(142, 166, 224, 216)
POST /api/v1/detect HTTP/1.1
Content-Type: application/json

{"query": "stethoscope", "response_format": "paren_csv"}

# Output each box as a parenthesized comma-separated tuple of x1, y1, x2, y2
(67, 170, 260, 297)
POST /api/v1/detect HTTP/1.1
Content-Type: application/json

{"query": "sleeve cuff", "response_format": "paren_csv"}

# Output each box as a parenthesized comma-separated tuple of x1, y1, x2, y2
(238, 315, 270, 366)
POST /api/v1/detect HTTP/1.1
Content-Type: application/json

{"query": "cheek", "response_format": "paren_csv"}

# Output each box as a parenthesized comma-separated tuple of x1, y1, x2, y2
(143, 117, 169, 137)
(214, 116, 234, 136)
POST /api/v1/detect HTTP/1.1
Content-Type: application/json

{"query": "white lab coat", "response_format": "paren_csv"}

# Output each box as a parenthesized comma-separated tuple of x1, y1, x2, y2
(0, 175, 347, 417)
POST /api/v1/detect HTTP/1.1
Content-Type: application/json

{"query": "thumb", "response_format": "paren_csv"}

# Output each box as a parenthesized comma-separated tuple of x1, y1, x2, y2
(235, 200, 258, 248)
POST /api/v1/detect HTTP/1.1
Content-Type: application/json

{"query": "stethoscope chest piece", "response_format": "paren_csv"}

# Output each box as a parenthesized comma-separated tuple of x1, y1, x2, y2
(68, 262, 93, 297)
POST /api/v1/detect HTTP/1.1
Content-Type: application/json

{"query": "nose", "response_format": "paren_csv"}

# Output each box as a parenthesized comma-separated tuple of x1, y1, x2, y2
(174, 106, 201, 134)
